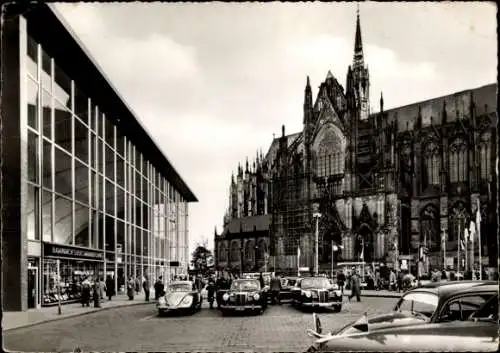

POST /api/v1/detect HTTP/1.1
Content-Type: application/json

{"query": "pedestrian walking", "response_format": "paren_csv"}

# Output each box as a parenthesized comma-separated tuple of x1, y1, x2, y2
(154, 276, 165, 300)
(81, 278, 91, 307)
(348, 268, 361, 302)
(105, 275, 115, 300)
(143, 276, 151, 301)
(337, 271, 346, 295)
(259, 272, 265, 289)
(270, 274, 282, 305)
(207, 277, 216, 309)
(127, 277, 135, 300)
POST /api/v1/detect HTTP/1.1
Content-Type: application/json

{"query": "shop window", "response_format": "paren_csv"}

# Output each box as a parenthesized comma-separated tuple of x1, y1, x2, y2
(75, 203, 90, 248)
(74, 87, 89, 126)
(135, 170, 141, 198)
(97, 174, 104, 211)
(54, 147, 72, 197)
(54, 62, 71, 111)
(42, 140, 52, 189)
(53, 195, 73, 245)
(27, 36, 38, 80)
(42, 189, 52, 242)
(54, 99, 72, 152)
(27, 77, 39, 130)
(98, 138, 105, 174)
(27, 131, 39, 184)
(142, 176, 148, 203)
(73, 117, 88, 164)
(27, 184, 40, 240)
(135, 227, 141, 256)
(42, 89, 52, 139)
(105, 145, 115, 181)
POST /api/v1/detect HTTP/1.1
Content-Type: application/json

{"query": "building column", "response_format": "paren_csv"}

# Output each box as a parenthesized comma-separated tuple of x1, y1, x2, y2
(1, 14, 28, 311)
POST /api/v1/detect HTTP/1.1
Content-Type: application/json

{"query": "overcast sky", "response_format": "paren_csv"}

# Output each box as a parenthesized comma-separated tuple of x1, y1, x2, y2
(54, 2, 496, 255)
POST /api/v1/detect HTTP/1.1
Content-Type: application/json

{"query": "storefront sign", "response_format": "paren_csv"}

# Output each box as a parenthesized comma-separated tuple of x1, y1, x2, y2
(43, 243, 104, 261)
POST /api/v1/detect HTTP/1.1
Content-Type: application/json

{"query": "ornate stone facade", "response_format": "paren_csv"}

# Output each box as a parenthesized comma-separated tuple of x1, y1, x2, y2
(215, 12, 497, 275)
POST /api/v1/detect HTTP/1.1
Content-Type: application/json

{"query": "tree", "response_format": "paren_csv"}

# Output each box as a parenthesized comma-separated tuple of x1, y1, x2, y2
(190, 239, 213, 276)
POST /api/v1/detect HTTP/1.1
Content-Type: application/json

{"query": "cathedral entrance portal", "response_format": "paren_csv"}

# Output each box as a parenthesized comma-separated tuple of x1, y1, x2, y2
(356, 224, 374, 263)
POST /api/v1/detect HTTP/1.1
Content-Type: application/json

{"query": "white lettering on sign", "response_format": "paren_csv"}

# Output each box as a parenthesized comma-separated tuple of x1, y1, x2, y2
(48, 245, 103, 259)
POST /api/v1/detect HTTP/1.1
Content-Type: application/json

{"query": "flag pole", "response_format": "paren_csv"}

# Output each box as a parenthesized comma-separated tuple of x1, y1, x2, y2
(464, 228, 468, 273)
(457, 221, 461, 279)
(477, 198, 482, 280)
(331, 240, 334, 279)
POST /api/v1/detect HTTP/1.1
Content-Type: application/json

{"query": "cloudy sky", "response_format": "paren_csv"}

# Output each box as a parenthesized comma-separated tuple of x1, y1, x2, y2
(54, 2, 496, 254)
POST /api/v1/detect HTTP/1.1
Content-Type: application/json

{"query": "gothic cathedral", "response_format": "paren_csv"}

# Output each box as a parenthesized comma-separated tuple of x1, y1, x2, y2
(215, 11, 497, 276)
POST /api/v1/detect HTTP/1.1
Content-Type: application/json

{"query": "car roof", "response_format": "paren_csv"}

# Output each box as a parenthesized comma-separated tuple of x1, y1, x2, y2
(171, 280, 192, 285)
(406, 281, 497, 301)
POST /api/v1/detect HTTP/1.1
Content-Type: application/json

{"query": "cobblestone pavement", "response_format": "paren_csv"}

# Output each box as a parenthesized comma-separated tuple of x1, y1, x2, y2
(3, 297, 398, 352)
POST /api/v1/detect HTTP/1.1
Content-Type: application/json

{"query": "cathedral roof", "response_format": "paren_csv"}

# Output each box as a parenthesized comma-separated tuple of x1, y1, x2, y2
(379, 83, 496, 132)
(222, 214, 270, 235)
(264, 131, 302, 164)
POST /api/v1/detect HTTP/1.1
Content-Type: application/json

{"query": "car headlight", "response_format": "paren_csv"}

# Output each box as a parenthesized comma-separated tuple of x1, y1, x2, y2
(253, 293, 260, 301)
(157, 297, 166, 305)
(222, 293, 229, 301)
(302, 290, 312, 298)
(335, 290, 341, 297)
(181, 296, 193, 306)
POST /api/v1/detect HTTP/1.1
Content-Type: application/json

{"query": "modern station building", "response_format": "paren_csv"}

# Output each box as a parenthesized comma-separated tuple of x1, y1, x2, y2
(1, 3, 197, 311)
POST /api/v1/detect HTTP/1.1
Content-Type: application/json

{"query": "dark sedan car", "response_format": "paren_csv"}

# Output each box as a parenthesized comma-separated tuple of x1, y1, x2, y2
(157, 281, 202, 316)
(306, 280, 498, 352)
(291, 277, 342, 312)
(219, 278, 267, 315)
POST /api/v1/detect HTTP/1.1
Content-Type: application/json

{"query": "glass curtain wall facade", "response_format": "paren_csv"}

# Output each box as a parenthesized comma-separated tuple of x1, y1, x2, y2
(19, 17, 191, 309)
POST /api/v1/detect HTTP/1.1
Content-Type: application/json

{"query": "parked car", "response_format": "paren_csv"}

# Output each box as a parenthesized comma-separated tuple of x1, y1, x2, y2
(291, 276, 342, 312)
(219, 278, 267, 315)
(306, 280, 498, 352)
(157, 281, 202, 316)
(280, 277, 299, 302)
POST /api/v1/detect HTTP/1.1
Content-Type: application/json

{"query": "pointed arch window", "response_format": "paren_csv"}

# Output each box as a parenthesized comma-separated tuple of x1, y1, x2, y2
(479, 132, 492, 181)
(449, 138, 468, 183)
(448, 203, 468, 243)
(424, 141, 441, 185)
(230, 241, 240, 262)
(421, 205, 440, 251)
(316, 130, 344, 177)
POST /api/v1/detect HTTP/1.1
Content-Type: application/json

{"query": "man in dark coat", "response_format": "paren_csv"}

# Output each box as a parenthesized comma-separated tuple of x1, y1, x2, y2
(337, 271, 346, 295)
(105, 275, 115, 301)
(154, 276, 165, 300)
(143, 276, 150, 301)
(270, 275, 282, 305)
(348, 268, 361, 302)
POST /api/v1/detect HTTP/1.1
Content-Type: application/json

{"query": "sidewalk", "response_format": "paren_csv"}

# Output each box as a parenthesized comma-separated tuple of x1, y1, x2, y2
(2, 292, 156, 332)
(343, 289, 401, 298)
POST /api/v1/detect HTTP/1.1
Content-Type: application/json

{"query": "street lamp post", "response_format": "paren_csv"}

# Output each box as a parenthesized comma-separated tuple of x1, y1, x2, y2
(313, 211, 322, 276)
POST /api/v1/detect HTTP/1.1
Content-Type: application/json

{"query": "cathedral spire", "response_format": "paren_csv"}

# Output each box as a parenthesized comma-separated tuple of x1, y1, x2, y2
(353, 4, 364, 69)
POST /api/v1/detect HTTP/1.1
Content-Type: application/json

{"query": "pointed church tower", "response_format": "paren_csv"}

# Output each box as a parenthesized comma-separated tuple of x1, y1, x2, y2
(352, 5, 370, 121)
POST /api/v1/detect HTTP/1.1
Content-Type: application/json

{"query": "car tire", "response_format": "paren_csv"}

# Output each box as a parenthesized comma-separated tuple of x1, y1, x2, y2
(333, 305, 342, 313)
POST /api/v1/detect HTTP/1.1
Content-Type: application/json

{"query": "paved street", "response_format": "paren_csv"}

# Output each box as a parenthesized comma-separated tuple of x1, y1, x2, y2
(4, 296, 397, 352)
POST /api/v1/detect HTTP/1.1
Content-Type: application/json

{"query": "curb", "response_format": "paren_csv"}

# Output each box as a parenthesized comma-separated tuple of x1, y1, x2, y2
(343, 292, 401, 299)
(3, 301, 155, 332)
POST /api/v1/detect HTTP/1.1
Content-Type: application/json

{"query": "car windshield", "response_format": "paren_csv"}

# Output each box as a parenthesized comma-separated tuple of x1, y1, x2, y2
(167, 283, 192, 292)
(231, 280, 260, 291)
(469, 295, 498, 322)
(301, 277, 332, 289)
(394, 291, 439, 319)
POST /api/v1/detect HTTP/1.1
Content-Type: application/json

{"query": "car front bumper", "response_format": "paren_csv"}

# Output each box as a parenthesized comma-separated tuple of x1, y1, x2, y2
(301, 301, 341, 307)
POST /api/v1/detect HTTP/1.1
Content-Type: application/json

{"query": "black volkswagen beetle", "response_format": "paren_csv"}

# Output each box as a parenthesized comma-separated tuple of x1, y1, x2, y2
(219, 278, 267, 315)
(291, 277, 342, 312)
(306, 280, 498, 352)
(157, 280, 202, 316)
(279, 276, 299, 302)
